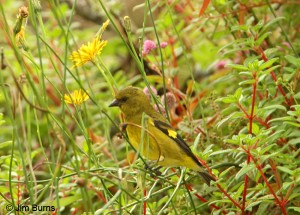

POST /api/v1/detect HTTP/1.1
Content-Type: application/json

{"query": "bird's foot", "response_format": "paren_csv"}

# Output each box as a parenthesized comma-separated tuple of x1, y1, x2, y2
(145, 163, 162, 177)
(120, 123, 127, 132)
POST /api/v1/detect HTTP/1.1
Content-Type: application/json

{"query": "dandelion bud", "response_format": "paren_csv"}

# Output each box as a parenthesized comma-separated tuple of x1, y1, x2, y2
(97, 19, 110, 37)
(124, 16, 131, 33)
(19, 6, 29, 18)
(13, 17, 23, 35)
(13, 6, 28, 35)
(1, 48, 7, 70)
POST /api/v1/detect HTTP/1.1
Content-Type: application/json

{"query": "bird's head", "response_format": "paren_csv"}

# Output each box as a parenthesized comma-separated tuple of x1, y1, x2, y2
(109, 86, 150, 117)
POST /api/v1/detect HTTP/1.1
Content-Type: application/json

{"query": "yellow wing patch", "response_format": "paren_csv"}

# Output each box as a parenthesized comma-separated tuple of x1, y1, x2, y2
(148, 118, 154, 126)
(168, 129, 177, 138)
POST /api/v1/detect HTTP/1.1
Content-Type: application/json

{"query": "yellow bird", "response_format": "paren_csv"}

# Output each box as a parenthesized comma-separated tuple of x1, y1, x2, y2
(109, 86, 215, 185)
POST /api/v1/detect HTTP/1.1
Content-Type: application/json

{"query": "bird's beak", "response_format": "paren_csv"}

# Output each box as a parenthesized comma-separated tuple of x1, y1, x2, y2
(109, 99, 120, 107)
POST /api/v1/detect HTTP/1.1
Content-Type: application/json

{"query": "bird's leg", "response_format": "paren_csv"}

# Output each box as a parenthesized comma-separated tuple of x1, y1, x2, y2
(120, 123, 127, 132)
(144, 162, 162, 177)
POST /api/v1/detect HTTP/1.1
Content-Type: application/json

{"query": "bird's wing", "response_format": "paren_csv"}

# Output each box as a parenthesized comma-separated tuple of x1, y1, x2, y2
(152, 119, 203, 168)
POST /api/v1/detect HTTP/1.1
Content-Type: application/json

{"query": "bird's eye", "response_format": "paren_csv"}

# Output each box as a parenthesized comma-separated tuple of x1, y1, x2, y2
(119, 97, 128, 103)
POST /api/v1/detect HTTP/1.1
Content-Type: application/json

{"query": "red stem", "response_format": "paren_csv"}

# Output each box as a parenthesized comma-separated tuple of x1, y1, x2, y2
(17, 172, 20, 205)
(171, 168, 226, 213)
(241, 154, 251, 214)
(237, 102, 249, 118)
(185, 184, 226, 214)
(246, 151, 287, 215)
(259, 47, 293, 107)
(269, 159, 282, 199)
(143, 189, 147, 215)
(254, 116, 270, 129)
(217, 184, 243, 210)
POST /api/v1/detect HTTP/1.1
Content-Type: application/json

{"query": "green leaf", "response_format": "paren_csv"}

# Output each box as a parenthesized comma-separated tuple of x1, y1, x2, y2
(256, 202, 273, 214)
(239, 71, 252, 77)
(210, 149, 233, 156)
(285, 55, 300, 67)
(260, 144, 276, 154)
(245, 200, 264, 211)
(224, 138, 240, 145)
(263, 104, 286, 111)
(216, 96, 237, 103)
(261, 65, 280, 75)
(231, 25, 249, 32)
(259, 58, 279, 71)
(284, 121, 300, 127)
(255, 32, 271, 46)
(235, 163, 255, 180)
(53, 195, 82, 208)
(277, 166, 294, 175)
(269, 116, 293, 123)
(287, 193, 300, 201)
(288, 207, 300, 213)
(234, 87, 243, 99)
(217, 112, 243, 128)
(253, 20, 264, 31)
(239, 79, 255, 85)
(261, 151, 280, 162)
(219, 166, 236, 178)
(0, 141, 12, 149)
(288, 137, 300, 146)
(227, 63, 248, 71)
(192, 133, 201, 151)
(250, 123, 260, 135)
(261, 17, 285, 32)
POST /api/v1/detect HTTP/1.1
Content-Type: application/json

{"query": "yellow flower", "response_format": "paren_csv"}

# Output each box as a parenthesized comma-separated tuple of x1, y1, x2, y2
(64, 89, 89, 105)
(102, 20, 109, 32)
(70, 20, 109, 68)
(16, 26, 25, 46)
(70, 36, 107, 67)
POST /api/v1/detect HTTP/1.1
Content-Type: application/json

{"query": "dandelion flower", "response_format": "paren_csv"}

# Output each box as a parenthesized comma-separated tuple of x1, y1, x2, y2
(16, 26, 25, 46)
(142, 40, 156, 55)
(64, 89, 89, 105)
(70, 36, 107, 67)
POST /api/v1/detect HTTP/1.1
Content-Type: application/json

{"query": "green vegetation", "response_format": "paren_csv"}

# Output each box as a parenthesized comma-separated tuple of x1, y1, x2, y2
(0, 0, 299, 214)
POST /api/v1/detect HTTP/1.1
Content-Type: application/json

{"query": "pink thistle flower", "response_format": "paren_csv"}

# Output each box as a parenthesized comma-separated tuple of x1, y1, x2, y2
(282, 42, 291, 49)
(215, 60, 227, 70)
(142, 40, 156, 55)
(160, 42, 168, 48)
(143, 86, 158, 100)
(161, 92, 176, 110)
(154, 104, 166, 115)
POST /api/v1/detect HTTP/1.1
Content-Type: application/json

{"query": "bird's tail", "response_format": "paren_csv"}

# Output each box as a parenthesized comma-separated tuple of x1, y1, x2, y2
(198, 171, 216, 185)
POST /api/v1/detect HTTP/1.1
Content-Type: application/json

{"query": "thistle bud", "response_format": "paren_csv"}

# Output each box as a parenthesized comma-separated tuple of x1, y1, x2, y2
(161, 92, 176, 110)
(124, 16, 131, 33)
(13, 6, 28, 35)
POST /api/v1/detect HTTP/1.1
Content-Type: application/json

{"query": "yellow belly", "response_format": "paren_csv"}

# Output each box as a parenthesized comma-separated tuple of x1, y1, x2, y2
(126, 124, 202, 171)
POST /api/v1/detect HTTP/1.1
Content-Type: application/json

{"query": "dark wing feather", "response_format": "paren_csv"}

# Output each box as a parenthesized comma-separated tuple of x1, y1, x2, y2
(153, 120, 203, 168)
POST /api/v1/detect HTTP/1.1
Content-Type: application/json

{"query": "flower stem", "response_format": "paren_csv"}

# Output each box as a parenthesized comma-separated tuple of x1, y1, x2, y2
(93, 61, 115, 94)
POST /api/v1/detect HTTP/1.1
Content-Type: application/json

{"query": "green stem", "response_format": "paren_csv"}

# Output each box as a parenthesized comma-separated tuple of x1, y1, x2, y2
(93, 61, 115, 94)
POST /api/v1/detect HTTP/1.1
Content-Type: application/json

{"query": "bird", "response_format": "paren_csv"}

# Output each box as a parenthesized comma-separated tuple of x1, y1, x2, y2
(109, 86, 215, 185)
